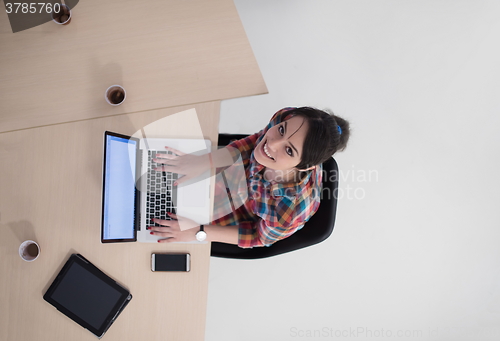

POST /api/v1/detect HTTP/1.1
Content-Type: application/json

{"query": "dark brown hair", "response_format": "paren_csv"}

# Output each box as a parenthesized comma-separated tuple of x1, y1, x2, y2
(285, 107, 350, 169)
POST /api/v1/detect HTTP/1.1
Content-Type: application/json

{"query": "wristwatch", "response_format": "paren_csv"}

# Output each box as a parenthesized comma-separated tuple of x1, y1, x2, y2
(196, 225, 207, 242)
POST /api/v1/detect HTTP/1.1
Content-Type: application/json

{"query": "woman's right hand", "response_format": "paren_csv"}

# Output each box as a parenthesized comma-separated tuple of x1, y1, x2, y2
(153, 146, 211, 185)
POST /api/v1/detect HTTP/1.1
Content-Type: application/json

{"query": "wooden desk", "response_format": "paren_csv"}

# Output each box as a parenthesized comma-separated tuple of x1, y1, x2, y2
(0, 102, 220, 341)
(0, 0, 267, 133)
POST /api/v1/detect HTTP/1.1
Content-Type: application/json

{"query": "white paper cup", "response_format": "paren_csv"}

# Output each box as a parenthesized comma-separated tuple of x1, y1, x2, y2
(51, 4, 72, 25)
(105, 85, 127, 106)
(19, 240, 40, 262)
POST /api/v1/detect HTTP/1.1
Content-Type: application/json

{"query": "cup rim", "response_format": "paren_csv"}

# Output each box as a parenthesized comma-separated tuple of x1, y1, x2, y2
(51, 4, 72, 25)
(105, 85, 127, 106)
(19, 240, 40, 262)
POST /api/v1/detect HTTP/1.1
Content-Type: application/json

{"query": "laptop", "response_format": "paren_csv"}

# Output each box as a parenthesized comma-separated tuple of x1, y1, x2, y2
(101, 131, 211, 243)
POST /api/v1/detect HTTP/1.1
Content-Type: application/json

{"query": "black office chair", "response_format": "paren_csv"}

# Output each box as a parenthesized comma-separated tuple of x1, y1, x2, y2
(210, 134, 339, 259)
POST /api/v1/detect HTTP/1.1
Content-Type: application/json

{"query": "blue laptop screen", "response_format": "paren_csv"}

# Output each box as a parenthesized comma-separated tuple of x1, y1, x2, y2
(102, 134, 137, 241)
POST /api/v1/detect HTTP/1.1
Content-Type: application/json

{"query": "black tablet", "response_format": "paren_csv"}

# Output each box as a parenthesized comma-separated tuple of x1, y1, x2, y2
(43, 254, 132, 339)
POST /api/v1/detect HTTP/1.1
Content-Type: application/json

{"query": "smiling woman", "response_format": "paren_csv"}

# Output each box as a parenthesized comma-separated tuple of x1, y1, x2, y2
(150, 107, 350, 248)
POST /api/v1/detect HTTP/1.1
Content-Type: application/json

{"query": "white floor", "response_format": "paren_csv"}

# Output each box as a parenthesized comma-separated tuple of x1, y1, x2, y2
(208, 1, 500, 340)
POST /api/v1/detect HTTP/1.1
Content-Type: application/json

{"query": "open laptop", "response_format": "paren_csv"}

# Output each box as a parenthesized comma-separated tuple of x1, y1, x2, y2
(101, 131, 211, 243)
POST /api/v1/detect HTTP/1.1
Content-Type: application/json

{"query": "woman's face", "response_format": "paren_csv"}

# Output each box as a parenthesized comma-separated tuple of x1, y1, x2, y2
(254, 115, 309, 171)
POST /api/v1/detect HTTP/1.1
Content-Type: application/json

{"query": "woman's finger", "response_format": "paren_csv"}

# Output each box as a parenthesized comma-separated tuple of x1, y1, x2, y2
(151, 231, 173, 237)
(164, 146, 186, 156)
(152, 162, 176, 171)
(155, 152, 178, 159)
(153, 164, 183, 173)
(172, 175, 191, 186)
(153, 155, 178, 162)
(149, 226, 169, 232)
(152, 163, 168, 171)
(151, 218, 180, 231)
(158, 237, 175, 243)
(152, 218, 171, 226)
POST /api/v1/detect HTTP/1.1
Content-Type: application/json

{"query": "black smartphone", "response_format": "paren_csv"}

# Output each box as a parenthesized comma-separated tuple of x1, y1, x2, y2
(151, 253, 190, 272)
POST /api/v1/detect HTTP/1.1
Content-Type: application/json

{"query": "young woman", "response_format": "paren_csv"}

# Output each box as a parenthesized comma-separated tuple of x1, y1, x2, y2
(149, 107, 350, 248)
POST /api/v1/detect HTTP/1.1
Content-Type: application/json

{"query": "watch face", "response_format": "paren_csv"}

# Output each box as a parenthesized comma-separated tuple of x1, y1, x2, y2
(196, 231, 207, 242)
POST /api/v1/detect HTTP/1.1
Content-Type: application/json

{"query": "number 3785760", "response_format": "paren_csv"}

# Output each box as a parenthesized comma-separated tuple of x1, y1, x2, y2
(5, 2, 62, 14)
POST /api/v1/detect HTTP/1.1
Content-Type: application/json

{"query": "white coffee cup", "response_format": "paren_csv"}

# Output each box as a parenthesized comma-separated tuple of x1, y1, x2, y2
(19, 240, 40, 262)
(105, 85, 127, 106)
(51, 4, 72, 25)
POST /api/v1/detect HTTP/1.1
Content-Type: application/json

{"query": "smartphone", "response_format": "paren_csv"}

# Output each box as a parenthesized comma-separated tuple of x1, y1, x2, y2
(151, 253, 190, 272)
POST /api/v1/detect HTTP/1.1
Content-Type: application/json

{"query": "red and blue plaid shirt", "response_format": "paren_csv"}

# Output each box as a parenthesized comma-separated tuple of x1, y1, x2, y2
(211, 108, 322, 248)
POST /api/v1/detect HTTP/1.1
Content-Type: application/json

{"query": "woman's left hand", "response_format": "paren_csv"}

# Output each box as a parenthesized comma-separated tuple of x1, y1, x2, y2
(149, 213, 200, 243)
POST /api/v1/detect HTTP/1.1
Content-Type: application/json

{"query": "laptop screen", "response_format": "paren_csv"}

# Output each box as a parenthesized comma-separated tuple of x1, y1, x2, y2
(102, 133, 137, 242)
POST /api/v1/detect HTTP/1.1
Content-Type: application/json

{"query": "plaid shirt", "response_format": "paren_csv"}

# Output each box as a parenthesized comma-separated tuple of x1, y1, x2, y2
(211, 108, 322, 248)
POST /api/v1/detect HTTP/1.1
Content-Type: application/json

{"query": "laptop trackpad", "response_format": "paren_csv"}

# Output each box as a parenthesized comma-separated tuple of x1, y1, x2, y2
(179, 185, 206, 207)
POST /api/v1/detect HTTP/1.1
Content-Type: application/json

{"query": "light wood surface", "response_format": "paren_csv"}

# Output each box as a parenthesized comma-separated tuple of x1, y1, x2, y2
(0, 101, 220, 341)
(0, 0, 267, 133)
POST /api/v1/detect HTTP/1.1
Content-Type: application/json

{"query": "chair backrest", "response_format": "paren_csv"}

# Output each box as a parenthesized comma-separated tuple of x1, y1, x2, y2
(210, 134, 339, 259)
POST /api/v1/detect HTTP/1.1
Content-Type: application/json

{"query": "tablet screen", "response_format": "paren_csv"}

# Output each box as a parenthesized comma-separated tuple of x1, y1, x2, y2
(44, 254, 132, 338)
(51, 261, 123, 330)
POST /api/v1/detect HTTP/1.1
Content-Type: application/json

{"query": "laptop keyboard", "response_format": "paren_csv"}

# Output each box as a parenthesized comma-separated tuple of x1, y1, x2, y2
(146, 150, 178, 228)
